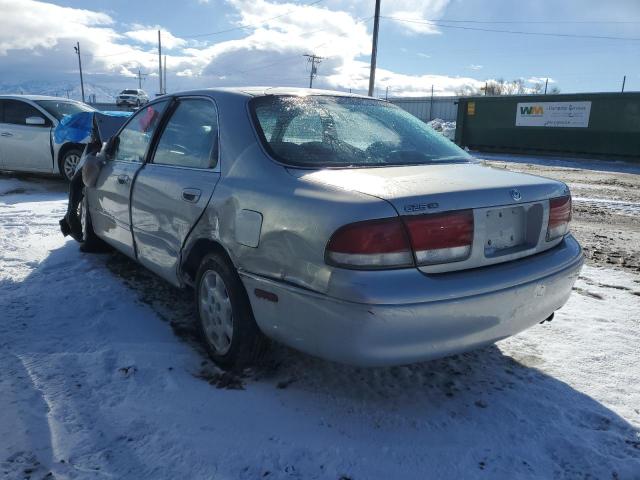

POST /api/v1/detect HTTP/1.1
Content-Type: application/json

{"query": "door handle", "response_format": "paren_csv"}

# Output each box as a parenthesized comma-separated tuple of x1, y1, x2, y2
(0, 132, 12, 137)
(117, 174, 130, 185)
(182, 188, 201, 203)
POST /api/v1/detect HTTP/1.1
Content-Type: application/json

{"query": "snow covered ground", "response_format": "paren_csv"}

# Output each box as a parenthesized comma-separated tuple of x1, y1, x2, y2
(1, 168, 639, 480)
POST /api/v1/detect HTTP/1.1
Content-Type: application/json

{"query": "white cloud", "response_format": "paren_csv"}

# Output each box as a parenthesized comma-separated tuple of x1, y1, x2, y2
(527, 76, 555, 85)
(326, 59, 484, 96)
(468, 64, 483, 70)
(0, 0, 116, 56)
(417, 53, 431, 59)
(125, 26, 187, 50)
(0, 0, 484, 97)
(326, 0, 451, 35)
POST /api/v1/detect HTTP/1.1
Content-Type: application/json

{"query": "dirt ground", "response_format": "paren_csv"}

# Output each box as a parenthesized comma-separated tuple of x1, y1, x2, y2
(482, 154, 640, 275)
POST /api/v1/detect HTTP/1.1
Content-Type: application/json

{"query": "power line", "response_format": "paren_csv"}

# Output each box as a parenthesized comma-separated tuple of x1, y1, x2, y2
(424, 19, 640, 25)
(382, 16, 640, 41)
(183, 0, 326, 38)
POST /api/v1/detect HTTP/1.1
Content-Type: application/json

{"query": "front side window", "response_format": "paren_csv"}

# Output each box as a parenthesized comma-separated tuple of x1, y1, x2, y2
(113, 101, 168, 163)
(35, 100, 94, 121)
(152, 98, 218, 169)
(1, 100, 49, 126)
(251, 95, 471, 168)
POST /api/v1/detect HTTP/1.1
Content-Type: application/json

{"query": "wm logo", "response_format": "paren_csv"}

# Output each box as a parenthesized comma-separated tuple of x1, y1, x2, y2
(520, 105, 544, 115)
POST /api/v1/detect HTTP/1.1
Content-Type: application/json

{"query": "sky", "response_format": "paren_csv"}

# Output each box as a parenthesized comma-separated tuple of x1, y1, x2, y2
(0, 0, 639, 98)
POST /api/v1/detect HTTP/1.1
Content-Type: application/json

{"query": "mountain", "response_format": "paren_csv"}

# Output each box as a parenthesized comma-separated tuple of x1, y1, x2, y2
(0, 80, 120, 103)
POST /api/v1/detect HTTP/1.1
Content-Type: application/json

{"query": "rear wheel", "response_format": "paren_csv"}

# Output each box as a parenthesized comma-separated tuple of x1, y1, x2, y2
(60, 148, 82, 181)
(195, 253, 267, 368)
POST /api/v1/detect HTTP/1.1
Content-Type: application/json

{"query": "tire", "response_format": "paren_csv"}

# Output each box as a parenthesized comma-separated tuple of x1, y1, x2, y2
(59, 148, 83, 181)
(195, 253, 268, 368)
(77, 189, 107, 252)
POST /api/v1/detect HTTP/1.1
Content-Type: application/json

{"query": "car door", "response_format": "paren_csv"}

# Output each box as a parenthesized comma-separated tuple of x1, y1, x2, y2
(88, 100, 169, 258)
(0, 99, 54, 173)
(131, 96, 221, 285)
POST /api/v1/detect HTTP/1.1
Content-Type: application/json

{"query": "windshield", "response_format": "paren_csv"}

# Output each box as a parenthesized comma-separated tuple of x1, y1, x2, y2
(35, 100, 95, 120)
(251, 95, 471, 168)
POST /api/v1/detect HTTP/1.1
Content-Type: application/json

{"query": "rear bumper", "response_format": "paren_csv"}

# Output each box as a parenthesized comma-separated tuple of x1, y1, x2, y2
(241, 235, 583, 366)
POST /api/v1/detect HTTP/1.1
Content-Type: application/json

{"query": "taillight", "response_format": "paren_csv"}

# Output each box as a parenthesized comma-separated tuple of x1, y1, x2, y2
(325, 217, 413, 269)
(547, 195, 571, 241)
(404, 210, 474, 265)
(325, 209, 475, 270)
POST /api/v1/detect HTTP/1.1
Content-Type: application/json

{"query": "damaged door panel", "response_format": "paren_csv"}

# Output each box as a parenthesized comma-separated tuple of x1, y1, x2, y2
(131, 97, 221, 285)
(88, 101, 169, 258)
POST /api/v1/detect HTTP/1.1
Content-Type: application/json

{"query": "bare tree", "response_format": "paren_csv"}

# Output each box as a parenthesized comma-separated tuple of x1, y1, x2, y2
(455, 85, 479, 97)
(480, 78, 558, 96)
(530, 82, 544, 94)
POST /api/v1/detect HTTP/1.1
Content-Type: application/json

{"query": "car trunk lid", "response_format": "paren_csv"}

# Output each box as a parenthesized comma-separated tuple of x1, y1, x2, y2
(291, 162, 570, 273)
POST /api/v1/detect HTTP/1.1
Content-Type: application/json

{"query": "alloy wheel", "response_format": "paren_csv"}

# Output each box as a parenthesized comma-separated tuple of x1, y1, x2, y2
(63, 152, 80, 180)
(199, 270, 234, 354)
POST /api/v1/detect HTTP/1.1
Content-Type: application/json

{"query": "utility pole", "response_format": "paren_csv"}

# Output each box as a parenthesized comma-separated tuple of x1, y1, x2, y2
(429, 84, 434, 121)
(622, 75, 626, 93)
(136, 69, 148, 89)
(303, 54, 323, 88)
(164, 55, 167, 94)
(158, 30, 163, 96)
(385, 86, 389, 100)
(368, 0, 381, 97)
(73, 42, 85, 103)
(544, 78, 548, 94)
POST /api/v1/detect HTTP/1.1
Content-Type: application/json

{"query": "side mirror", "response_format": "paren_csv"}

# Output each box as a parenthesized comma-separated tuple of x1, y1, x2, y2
(25, 116, 46, 126)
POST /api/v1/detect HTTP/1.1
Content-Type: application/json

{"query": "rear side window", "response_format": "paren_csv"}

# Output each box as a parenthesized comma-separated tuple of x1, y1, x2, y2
(152, 98, 218, 169)
(113, 101, 168, 163)
(1, 99, 48, 126)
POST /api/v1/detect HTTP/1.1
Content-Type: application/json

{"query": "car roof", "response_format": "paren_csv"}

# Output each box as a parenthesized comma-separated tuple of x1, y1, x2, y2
(0, 94, 81, 101)
(167, 86, 372, 100)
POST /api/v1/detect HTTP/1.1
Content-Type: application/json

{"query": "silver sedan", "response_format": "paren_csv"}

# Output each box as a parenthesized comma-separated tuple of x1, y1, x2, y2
(70, 87, 583, 367)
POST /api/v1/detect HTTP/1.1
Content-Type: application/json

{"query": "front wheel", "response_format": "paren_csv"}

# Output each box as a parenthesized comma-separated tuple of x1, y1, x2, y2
(77, 189, 107, 252)
(60, 148, 82, 181)
(195, 253, 268, 368)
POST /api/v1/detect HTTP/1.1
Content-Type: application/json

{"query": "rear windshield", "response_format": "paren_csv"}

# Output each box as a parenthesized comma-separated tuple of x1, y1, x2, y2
(250, 95, 471, 168)
(122, 90, 138, 95)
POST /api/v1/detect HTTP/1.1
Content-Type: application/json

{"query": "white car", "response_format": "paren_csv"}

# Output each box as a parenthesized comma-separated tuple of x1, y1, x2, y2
(0, 95, 95, 180)
(116, 89, 149, 108)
